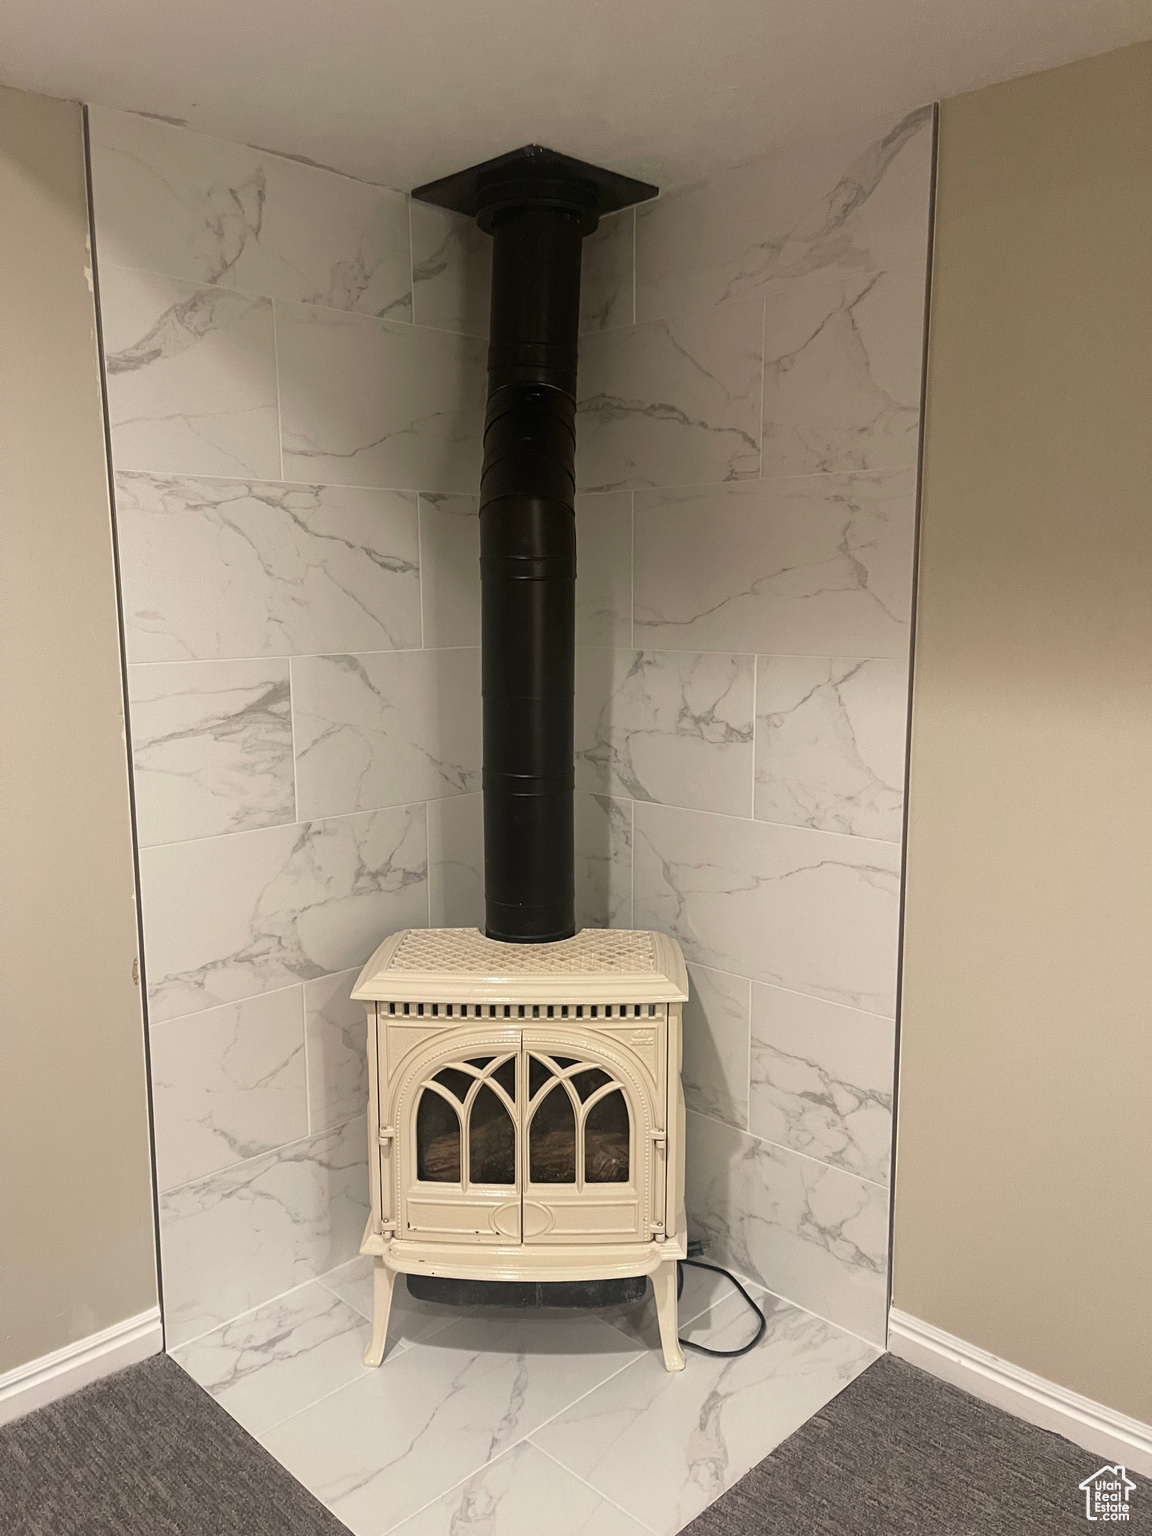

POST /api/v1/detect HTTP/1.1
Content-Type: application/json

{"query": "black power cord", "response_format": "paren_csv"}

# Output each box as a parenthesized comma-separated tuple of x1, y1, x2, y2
(677, 1250, 767, 1358)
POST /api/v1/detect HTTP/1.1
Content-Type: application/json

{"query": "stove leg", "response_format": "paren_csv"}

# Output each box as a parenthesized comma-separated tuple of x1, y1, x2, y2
(363, 1258, 396, 1367)
(653, 1261, 685, 1371)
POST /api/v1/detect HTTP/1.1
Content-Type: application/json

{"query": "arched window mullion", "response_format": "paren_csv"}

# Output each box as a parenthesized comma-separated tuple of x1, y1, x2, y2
(579, 1078, 623, 1116)
(466, 1074, 517, 1188)
(529, 1055, 556, 1107)
(528, 1077, 577, 1185)
(460, 1075, 482, 1190)
(563, 1077, 587, 1192)
(527, 1054, 568, 1110)
(565, 1070, 620, 1192)
(485, 1081, 517, 1116)
(584, 1086, 631, 1186)
(524, 1075, 579, 1129)
(422, 1080, 463, 1109)
(415, 1085, 462, 1184)
(481, 1054, 517, 1117)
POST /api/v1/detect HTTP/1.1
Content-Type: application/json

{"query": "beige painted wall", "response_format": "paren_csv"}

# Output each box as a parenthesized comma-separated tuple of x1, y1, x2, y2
(893, 42, 1152, 1423)
(0, 86, 157, 1372)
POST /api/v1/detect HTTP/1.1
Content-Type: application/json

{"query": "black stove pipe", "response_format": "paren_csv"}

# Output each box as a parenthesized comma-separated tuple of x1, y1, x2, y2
(481, 205, 583, 942)
(412, 149, 656, 943)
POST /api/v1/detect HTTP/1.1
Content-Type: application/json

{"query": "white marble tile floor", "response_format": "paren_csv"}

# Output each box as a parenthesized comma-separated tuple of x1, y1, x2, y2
(173, 1255, 878, 1535)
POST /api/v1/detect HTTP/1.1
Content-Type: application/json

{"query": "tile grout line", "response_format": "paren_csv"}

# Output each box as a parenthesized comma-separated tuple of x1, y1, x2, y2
(139, 791, 449, 852)
(254, 1319, 436, 1441)
(744, 1277, 887, 1357)
(99, 258, 488, 340)
(157, 1111, 365, 1201)
(177, 1269, 430, 1438)
(423, 794, 433, 928)
(271, 297, 285, 481)
(367, 1275, 857, 1536)
(365, 1437, 512, 1536)
(131, 641, 901, 855)
(415, 497, 427, 651)
(630, 205, 637, 327)
(632, 488, 642, 921)
(578, 646, 907, 663)
(757, 293, 767, 480)
(475, 1352, 655, 1496)
(312, 1258, 473, 1346)
(405, 195, 416, 327)
(681, 962, 896, 1024)
(528, 1440, 663, 1536)
(253, 1343, 415, 1445)
(577, 458, 918, 496)
(262, 1333, 649, 1536)
(130, 644, 479, 670)
(311, 1266, 375, 1323)
(116, 465, 480, 499)
(671, 1252, 883, 1358)
(629, 796, 636, 929)
(169, 1267, 344, 1355)
(744, 970, 755, 1138)
(297, 980, 313, 1140)
(111, 457, 917, 499)
(185, 1265, 874, 1531)
(686, 1102, 891, 1192)
(149, 969, 366, 1032)
(629, 796, 904, 846)
(128, 644, 908, 670)
(191, 1267, 877, 1475)
(749, 651, 758, 820)
(197, 1249, 727, 1403)
(571, 643, 896, 660)
(147, 974, 311, 1028)
(629, 489, 636, 651)
(292, 1310, 870, 1536)
(286, 653, 302, 824)
(358, 1274, 758, 1535)
(151, 949, 893, 1044)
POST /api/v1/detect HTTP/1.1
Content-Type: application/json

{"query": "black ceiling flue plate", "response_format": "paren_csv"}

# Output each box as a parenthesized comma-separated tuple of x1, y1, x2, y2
(411, 145, 657, 219)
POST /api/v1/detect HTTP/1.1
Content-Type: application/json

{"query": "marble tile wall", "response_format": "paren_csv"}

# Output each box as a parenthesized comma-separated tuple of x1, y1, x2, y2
(572, 104, 934, 1345)
(88, 106, 498, 1347)
(91, 103, 930, 1353)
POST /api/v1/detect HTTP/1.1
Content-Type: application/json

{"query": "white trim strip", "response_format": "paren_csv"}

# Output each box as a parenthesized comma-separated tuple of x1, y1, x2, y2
(889, 1307, 1152, 1478)
(0, 1308, 162, 1427)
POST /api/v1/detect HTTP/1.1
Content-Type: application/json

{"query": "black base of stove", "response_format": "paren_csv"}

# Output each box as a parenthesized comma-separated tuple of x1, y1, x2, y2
(405, 1274, 650, 1309)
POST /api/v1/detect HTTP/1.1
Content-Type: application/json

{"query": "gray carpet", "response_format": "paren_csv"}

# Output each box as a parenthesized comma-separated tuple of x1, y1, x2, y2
(0, 1352, 351, 1536)
(3, 1349, 1148, 1534)
(684, 1353, 1151, 1535)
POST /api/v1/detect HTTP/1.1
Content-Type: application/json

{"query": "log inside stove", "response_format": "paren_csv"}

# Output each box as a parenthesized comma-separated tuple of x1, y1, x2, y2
(418, 1121, 629, 1184)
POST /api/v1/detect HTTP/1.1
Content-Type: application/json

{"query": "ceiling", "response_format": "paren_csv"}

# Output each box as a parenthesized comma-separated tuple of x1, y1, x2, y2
(3, 0, 1151, 191)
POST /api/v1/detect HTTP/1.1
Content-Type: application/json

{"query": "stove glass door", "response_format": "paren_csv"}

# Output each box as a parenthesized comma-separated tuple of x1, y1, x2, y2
(403, 1028, 522, 1243)
(520, 1028, 653, 1244)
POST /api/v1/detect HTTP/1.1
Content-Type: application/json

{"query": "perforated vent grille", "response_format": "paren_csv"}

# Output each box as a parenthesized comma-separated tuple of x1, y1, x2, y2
(386, 928, 657, 977)
(385, 1000, 662, 1019)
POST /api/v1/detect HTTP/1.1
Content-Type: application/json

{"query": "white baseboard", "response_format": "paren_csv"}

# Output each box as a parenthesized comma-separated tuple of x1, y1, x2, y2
(888, 1308, 1152, 1478)
(0, 1308, 162, 1428)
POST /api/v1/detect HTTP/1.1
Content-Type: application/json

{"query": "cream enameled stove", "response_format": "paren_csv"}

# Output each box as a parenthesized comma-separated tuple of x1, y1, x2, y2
(352, 926, 690, 1371)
